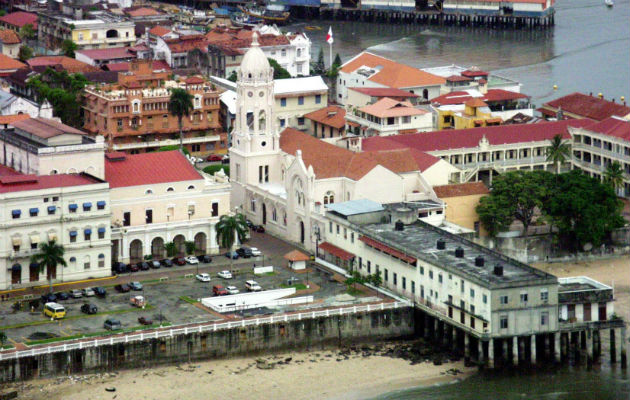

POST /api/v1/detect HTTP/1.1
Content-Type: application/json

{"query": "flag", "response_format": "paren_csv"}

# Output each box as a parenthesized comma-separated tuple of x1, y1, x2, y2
(326, 27, 333, 44)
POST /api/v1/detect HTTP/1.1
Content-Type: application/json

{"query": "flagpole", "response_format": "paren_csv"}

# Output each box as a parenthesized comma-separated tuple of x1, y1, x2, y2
(329, 40, 332, 70)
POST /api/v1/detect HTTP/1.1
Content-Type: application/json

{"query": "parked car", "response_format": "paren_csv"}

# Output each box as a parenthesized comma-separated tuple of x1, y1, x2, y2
(161, 259, 174, 268)
(217, 270, 233, 279)
(94, 287, 106, 297)
(151, 260, 161, 269)
(82, 287, 95, 297)
(206, 154, 223, 162)
(130, 295, 146, 308)
(225, 251, 239, 260)
(252, 225, 265, 233)
(236, 247, 253, 258)
(104, 318, 122, 330)
(226, 286, 239, 295)
(80, 303, 98, 314)
(246, 219, 254, 228)
(55, 292, 69, 301)
(249, 247, 262, 257)
(138, 316, 153, 325)
(213, 285, 228, 296)
(112, 262, 128, 274)
(221, 156, 230, 164)
(185, 256, 199, 265)
(200, 255, 212, 263)
(245, 280, 262, 292)
(41, 293, 57, 303)
(129, 281, 143, 291)
(115, 284, 131, 293)
(69, 289, 82, 299)
(172, 257, 186, 266)
(140, 262, 151, 271)
(128, 263, 140, 272)
(196, 273, 211, 282)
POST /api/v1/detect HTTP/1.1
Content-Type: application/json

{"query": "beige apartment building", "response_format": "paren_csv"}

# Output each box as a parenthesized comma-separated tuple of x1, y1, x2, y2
(105, 151, 231, 263)
(274, 76, 328, 130)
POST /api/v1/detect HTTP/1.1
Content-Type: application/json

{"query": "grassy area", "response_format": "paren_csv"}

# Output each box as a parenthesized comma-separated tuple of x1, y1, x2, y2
(263, 272, 276, 276)
(346, 287, 363, 296)
(25, 322, 172, 346)
(179, 295, 199, 304)
(280, 283, 308, 290)
(1, 344, 14, 349)
(0, 305, 154, 331)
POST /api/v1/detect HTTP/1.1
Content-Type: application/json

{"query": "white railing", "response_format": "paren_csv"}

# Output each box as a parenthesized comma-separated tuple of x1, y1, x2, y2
(0, 301, 409, 361)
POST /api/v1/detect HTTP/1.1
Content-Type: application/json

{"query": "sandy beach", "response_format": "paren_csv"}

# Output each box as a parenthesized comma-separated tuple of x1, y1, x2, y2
(12, 345, 474, 400)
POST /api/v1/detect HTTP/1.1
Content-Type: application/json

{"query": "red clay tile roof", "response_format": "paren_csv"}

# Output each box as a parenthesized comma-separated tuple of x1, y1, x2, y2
(348, 87, 418, 98)
(544, 92, 630, 121)
(340, 52, 445, 89)
(446, 75, 473, 82)
(75, 47, 135, 61)
(304, 106, 345, 129)
(149, 25, 172, 37)
(105, 60, 171, 72)
(280, 128, 437, 180)
(283, 249, 311, 261)
(0, 29, 20, 44)
(104, 150, 202, 188)
(464, 98, 488, 108)
(0, 54, 25, 72)
(0, 114, 30, 125)
(167, 38, 209, 53)
(0, 164, 22, 177)
(359, 236, 415, 263)
(433, 90, 529, 106)
(362, 119, 594, 153)
(13, 117, 86, 138)
(0, 174, 100, 194)
(318, 242, 354, 261)
(581, 117, 630, 142)
(185, 76, 205, 84)
(461, 69, 489, 77)
(0, 12, 37, 29)
(125, 7, 163, 17)
(433, 182, 489, 198)
(27, 56, 98, 73)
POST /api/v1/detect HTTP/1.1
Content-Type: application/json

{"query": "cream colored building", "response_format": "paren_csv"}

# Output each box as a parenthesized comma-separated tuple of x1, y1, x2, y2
(105, 151, 231, 263)
(274, 76, 328, 130)
(433, 182, 489, 236)
(0, 172, 111, 290)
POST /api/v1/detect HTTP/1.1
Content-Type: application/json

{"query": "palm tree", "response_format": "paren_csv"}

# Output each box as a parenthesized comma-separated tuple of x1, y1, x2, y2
(546, 134, 571, 174)
(215, 213, 249, 272)
(604, 161, 624, 195)
(168, 88, 194, 153)
(30, 240, 67, 294)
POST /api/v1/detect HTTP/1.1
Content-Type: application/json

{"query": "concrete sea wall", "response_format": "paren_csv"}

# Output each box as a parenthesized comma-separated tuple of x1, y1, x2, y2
(0, 306, 414, 383)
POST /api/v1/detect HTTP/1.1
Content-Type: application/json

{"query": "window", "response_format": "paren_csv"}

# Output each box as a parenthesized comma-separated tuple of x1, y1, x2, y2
(500, 316, 508, 329)
(281, 49, 286, 57)
(280, 119, 285, 127)
(470, 305, 475, 314)
(280, 98, 287, 107)
(367, 261, 371, 273)
(97, 201, 106, 210)
(69, 204, 77, 213)
(393, 273, 397, 286)
(123, 211, 130, 227)
(329, 221, 332, 233)
(470, 288, 475, 298)
(98, 227, 105, 239)
(297, 117, 305, 126)
(438, 274, 442, 283)
(358, 257, 362, 269)
(540, 289, 549, 301)
(420, 266, 424, 275)
(47, 206, 56, 215)
(83, 202, 92, 211)
(315, 95, 321, 104)
(187, 185, 195, 190)
(11, 209, 21, 219)
(351, 233, 354, 243)
(384, 269, 388, 282)
(541, 312, 548, 326)
(483, 294, 488, 304)
(336, 224, 340, 234)
(98, 254, 105, 268)
(53, 196, 59, 202)
(500, 295, 508, 305)
(117, 119, 123, 129)
(411, 281, 415, 294)
(212, 202, 219, 217)
(461, 279, 465, 293)
(520, 292, 528, 303)
(402, 277, 406, 290)
(429, 270, 433, 279)
(69, 231, 77, 243)
(84, 256, 90, 270)
(84, 228, 91, 241)
(29, 208, 38, 217)
(146, 209, 153, 224)
(298, 96, 304, 105)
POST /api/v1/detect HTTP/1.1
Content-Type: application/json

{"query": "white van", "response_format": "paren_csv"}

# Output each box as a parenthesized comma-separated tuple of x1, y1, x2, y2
(245, 280, 262, 292)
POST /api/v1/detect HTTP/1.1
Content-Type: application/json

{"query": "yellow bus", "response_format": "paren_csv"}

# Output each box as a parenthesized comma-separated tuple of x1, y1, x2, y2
(43, 302, 66, 319)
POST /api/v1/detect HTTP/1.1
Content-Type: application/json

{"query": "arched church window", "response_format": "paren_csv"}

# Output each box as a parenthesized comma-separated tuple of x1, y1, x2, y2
(258, 110, 266, 132)
(272, 207, 277, 222)
(247, 112, 254, 132)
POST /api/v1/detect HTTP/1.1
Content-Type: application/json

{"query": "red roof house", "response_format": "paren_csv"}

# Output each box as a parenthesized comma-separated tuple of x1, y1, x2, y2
(104, 151, 202, 188)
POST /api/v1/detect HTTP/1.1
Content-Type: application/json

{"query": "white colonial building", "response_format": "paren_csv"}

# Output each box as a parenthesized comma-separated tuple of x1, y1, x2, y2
(0, 171, 111, 290)
(230, 35, 456, 252)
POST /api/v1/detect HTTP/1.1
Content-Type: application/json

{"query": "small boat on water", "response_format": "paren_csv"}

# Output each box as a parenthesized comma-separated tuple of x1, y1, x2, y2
(239, 4, 290, 25)
(231, 12, 263, 28)
(605, 0, 613, 7)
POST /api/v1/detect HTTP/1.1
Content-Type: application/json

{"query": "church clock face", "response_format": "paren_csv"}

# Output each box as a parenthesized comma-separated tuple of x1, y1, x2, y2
(259, 91, 265, 97)
(248, 91, 253, 97)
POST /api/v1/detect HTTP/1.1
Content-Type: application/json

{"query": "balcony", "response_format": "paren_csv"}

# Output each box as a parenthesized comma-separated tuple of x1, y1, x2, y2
(113, 134, 221, 150)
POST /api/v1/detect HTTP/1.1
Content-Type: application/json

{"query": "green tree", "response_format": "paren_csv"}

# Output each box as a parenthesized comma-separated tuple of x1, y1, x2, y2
(547, 170, 624, 251)
(0, 331, 6, 347)
(476, 194, 514, 237)
(0, 10, 6, 17)
(165, 242, 177, 257)
(184, 241, 196, 255)
(19, 23, 35, 40)
(546, 134, 571, 174)
(227, 70, 237, 82)
(604, 161, 624, 195)
(267, 58, 291, 79)
(312, 48, 326, 75)
(369, 271, 382, 297)
(203, 164, 229, 176)
(30, 241, 67, 294)
(168, 88, 194, 153)
(215, 213, 248, 271)
(332, 53, 342, 69)
(17, 45, 33, 62)
(158, 144, 189, 155)
(61, 39, 78, 58)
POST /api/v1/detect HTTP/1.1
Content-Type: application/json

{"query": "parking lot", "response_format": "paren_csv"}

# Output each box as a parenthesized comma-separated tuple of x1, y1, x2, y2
(0, 232, 378, 347)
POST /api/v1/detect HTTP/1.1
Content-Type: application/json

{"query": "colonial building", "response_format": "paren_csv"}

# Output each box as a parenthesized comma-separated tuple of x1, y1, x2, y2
(0, 90, 53, 119)
(304, 105, 346, 139)
(230, 36, 457, 250)
(0, 169, 111, 290)
(82, 60, 225, 157)
(345, 97, 433, 136)
(105, 151, 231, 263)
(336, 52, 445, 105)
(433, 182, 489, 236)
(0, 30, 21, 58)
(0, 12, 38, 33)
(539, 92, 630, 121)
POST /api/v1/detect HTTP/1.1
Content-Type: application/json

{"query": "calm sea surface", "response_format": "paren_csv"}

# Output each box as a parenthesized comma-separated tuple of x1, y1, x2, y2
(291, 0, 630, 105)
(290, 2, 629, 397)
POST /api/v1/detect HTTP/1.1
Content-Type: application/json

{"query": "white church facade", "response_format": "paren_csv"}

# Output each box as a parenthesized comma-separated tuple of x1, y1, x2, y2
(229, 35, 458, 252)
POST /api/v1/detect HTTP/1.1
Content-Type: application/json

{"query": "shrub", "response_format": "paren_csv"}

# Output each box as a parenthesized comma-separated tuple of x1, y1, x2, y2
(203, 165, 229, 177)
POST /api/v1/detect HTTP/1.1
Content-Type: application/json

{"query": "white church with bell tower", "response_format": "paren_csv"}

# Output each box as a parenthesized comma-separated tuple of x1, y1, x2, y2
(230, 33, 452, 253)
